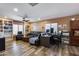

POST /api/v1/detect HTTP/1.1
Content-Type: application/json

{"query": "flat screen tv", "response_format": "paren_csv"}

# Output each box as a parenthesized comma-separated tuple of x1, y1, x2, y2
(46, 29, 50, 33)
(18, 31, 22, 34)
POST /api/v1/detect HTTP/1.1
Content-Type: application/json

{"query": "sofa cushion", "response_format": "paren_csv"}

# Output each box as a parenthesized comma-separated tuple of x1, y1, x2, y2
(29, 37, 38, 44)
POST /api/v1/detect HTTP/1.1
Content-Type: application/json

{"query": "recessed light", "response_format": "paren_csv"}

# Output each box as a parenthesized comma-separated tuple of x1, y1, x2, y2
(4, 16, 8, 18)
(13, 8, 18, 12)
(71, 18, 75, 21)
(38, 18, 40, 20)
(3, 18, 7, 21)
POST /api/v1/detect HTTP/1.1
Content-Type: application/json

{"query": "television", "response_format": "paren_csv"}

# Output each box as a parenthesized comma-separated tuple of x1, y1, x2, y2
(46, 29, 50, 33)
(18, 31, 22, 34)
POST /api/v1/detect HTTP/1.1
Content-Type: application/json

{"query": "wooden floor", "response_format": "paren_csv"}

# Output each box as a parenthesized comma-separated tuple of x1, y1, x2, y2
(0, 39, 79, 56)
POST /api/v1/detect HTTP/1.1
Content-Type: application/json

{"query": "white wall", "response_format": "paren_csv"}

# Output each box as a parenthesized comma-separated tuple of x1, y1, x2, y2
(32, 23, 40, 31)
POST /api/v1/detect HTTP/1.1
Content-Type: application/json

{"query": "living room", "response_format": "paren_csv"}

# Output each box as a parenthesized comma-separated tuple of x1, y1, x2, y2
(0, 3, 79, 56)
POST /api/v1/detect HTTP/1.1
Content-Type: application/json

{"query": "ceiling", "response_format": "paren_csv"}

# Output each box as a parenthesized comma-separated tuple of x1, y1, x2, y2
(0, 3, 79, 22)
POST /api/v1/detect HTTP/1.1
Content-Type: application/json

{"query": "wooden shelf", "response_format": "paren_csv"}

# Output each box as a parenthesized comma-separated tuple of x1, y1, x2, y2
(0, 18, 13, 38)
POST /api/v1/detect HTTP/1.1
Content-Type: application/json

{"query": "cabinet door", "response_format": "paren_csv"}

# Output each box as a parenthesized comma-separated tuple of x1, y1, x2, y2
(70, 20, 79, 29)
(0, 38, 5, 51)
(70, 20, 79, 46)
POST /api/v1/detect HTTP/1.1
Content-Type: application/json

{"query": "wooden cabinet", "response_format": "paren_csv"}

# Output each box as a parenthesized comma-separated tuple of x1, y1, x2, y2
(0, 37, 5, 51)
(70, 20, 79, 29)
(70, 20, 79, 46)
(0, 20, 3, 32)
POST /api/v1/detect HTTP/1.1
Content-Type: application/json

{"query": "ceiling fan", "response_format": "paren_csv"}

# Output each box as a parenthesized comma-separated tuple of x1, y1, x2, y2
(17, 14, 30, 22)
(29, 3, 38, 7)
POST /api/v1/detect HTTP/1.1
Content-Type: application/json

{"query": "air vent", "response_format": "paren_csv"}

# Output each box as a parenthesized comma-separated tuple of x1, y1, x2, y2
(29, 3, 38, 6)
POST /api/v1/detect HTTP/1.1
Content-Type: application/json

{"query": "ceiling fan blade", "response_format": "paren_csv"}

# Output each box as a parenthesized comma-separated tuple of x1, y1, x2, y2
(17, 15, 25, 19)
(29, 3, 38, 6)
(23, 19, 29, 22)
(17, 14, 28, 18)
(17, 14, 30, 22)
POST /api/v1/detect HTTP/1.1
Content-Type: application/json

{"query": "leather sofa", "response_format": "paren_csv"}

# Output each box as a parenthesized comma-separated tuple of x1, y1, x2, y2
(27, 31, 41, 46)
(16, 31, 24, 40)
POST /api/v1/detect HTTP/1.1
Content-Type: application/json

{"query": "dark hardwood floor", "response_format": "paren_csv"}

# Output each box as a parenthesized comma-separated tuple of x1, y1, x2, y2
(0, 38, 79, 56)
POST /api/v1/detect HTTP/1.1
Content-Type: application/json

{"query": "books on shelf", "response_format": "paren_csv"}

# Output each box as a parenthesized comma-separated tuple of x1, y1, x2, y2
(0, 18, 13, 37)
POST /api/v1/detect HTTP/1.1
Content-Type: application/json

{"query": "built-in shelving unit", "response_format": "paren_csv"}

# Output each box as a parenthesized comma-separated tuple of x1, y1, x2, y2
(0, 17, 13, 38)
(25, 22, 30, 36)
(4, 20, 13, 37)
(70, 20, 79, 46)
(0, 20, 4, 38)
(0, 20, 3, 32)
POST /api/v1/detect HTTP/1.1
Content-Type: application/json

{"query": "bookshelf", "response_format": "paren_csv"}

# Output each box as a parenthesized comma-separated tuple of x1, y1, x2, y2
(0, 20, 3, 38)
(24, 22, 30, 37)
(0, 17, 13, 38)
(4, 20, 13, 37)
(0, 20, 3, 32)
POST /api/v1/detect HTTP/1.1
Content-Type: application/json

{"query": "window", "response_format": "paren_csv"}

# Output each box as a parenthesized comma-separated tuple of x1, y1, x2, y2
(18, 25, 23, 32)
(45, 23, 58, 33)
(13, 24, 18, 35)
(13, 24, 23, 35)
